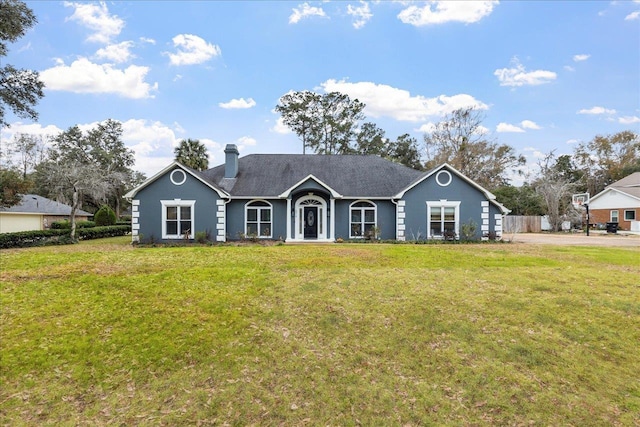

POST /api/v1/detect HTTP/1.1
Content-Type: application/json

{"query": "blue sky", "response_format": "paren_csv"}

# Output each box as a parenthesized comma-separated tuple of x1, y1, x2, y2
(2, 1, 639, 184)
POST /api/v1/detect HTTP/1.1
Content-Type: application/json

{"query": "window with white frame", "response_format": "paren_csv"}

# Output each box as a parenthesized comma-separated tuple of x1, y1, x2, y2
(350, 201, 376, 238)
(426, 201, 460, 239)
(161, 200, 195, 239)
(246, 200, 272, 238)
(624, 210, 636, 221)
(611, 210, 619, 223)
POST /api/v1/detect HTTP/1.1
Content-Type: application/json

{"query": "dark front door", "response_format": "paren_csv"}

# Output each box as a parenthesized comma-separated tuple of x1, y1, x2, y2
(303, 206, 318, 239)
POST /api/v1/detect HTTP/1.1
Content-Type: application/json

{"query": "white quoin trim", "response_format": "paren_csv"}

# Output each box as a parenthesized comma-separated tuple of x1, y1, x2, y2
(131, 199, 140, 243)
(216, 199, 226, 242)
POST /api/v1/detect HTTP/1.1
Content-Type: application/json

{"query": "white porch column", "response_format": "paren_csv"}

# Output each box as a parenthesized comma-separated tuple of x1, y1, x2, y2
(286, 197, 292, 241)
(330, 198, 336, 241)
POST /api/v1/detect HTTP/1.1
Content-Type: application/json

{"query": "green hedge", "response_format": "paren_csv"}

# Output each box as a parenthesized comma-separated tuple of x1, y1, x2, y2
(76, 225, 130, 240)
(0, 225, 131, 249)
(51, 220, 96, 229)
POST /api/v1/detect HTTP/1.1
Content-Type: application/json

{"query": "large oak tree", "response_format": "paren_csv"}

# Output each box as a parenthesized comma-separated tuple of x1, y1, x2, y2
(423, 107, 525, 189)
(0, 0, 44, 127)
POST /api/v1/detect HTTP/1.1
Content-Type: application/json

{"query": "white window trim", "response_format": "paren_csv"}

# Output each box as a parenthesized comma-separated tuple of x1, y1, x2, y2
(245, 200, 273, 239)
(624, 210, 635, 221)
(426, 200, 461, 240)
(610, 210, 619, 222)
(161, 200, 195, 239)
(349, 200, 377, 239)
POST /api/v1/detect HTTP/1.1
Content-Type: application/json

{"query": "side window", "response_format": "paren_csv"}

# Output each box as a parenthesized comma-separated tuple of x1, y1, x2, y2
(350, 201, 376, 238)
(245, 200, 272, 238)
(426, 201, 460, 239)
(611, 210, 619, 223)
(161, 200, 195, 239)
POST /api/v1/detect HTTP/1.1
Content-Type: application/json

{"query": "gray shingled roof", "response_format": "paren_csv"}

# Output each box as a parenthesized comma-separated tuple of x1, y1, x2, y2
(0, 194, 93, 216)
(203, 154, 424, 197)
(608, 172, 640, 199)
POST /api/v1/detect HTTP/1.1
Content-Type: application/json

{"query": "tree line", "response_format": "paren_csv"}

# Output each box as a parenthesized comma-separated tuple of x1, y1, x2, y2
(277, 90, 639, 231)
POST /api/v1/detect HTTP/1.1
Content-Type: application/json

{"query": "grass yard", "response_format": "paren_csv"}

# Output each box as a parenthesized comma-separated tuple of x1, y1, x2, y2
(1, 238, 639, 426)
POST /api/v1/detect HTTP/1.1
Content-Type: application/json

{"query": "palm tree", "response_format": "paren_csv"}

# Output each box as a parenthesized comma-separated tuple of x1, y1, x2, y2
(174, 139, 209, 171)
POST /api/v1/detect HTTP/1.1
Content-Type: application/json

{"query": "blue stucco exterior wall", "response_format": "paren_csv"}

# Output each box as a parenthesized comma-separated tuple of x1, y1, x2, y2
(226, 199, 288, 241)
(134, 167, 222, 242)
(333, 199, 396, 240)
(401, 169, 498, 240)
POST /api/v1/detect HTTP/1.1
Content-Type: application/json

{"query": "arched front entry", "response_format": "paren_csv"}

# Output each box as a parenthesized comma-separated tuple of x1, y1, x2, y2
(293, 194, 328, 241)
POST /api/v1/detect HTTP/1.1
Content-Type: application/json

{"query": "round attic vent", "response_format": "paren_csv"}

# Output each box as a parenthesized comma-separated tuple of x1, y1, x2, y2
(170, 169, 187, 186)
(436, 170, 452, 187)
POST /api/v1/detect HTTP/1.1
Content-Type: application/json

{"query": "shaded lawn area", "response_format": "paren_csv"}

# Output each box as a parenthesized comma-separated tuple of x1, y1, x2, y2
(1, 237, 639, 425)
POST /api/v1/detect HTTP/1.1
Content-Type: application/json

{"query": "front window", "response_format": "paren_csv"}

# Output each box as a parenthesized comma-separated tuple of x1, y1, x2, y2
(350, 201, 376, 238)
(624, 210, 636, 221)
(611, 210, 619, 223)
(161, 200, 195, 239)
(246, 200, 272, 238)
(427, 201, 460, 239)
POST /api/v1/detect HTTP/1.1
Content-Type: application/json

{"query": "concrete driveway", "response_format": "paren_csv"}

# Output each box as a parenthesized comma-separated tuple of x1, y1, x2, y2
(507, 231, 640, 247)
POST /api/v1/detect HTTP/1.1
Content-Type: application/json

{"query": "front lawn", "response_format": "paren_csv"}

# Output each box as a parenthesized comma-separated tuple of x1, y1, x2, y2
(1, 239, 639, 425)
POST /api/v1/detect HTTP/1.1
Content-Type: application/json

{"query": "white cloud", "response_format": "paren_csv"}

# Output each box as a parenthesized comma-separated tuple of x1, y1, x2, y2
(219, 98, 257, 109)
(348, 1, 373, 29)
(520, 120, 541, 130)
(40, 58, 157, 99)
(416, 122, 437, 133)
(566, 139, 579, 145)
(0, 123, 62, 166)
(494, 58, 557, 87)
(619, 115, 640, 124)
(173, 122, 186, 134)
(64, 1, 124, 44)
(95, 41, 134, 63)
(0, 122, 62, 141)
(140, 37, 156, 45)
(563, 65, 576, 72)
(17, 42, 32, 53)
(625, 11, 640, 20)
(120, 119, 182, 176)
(577, 106, 616, 115)
(289, 3, 327, 24)
(496, 123, 524, 133)
(573, 54, 590, 62)
(235, 136, 257, 152)
(398, 1, 498, 26)
(495, 120, 539, 133)
(272, 117, 292, 134)
(320, 79, 487, 122)
(166, 34, 221, 66)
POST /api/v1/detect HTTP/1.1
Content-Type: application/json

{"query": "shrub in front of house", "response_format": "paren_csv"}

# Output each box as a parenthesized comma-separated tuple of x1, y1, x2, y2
(0, 229, 70, 249)
(51, 220, 70, 229)
(76, 225, 130, 240)
(51, 220, 96, 229)
(94, 205, 117, 226)
(0, 225, 131, 249)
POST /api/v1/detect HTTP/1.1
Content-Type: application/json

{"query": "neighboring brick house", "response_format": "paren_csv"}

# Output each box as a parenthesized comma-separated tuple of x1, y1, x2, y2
(588, 172, 640, 231)
(0, 194, 92, 233)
